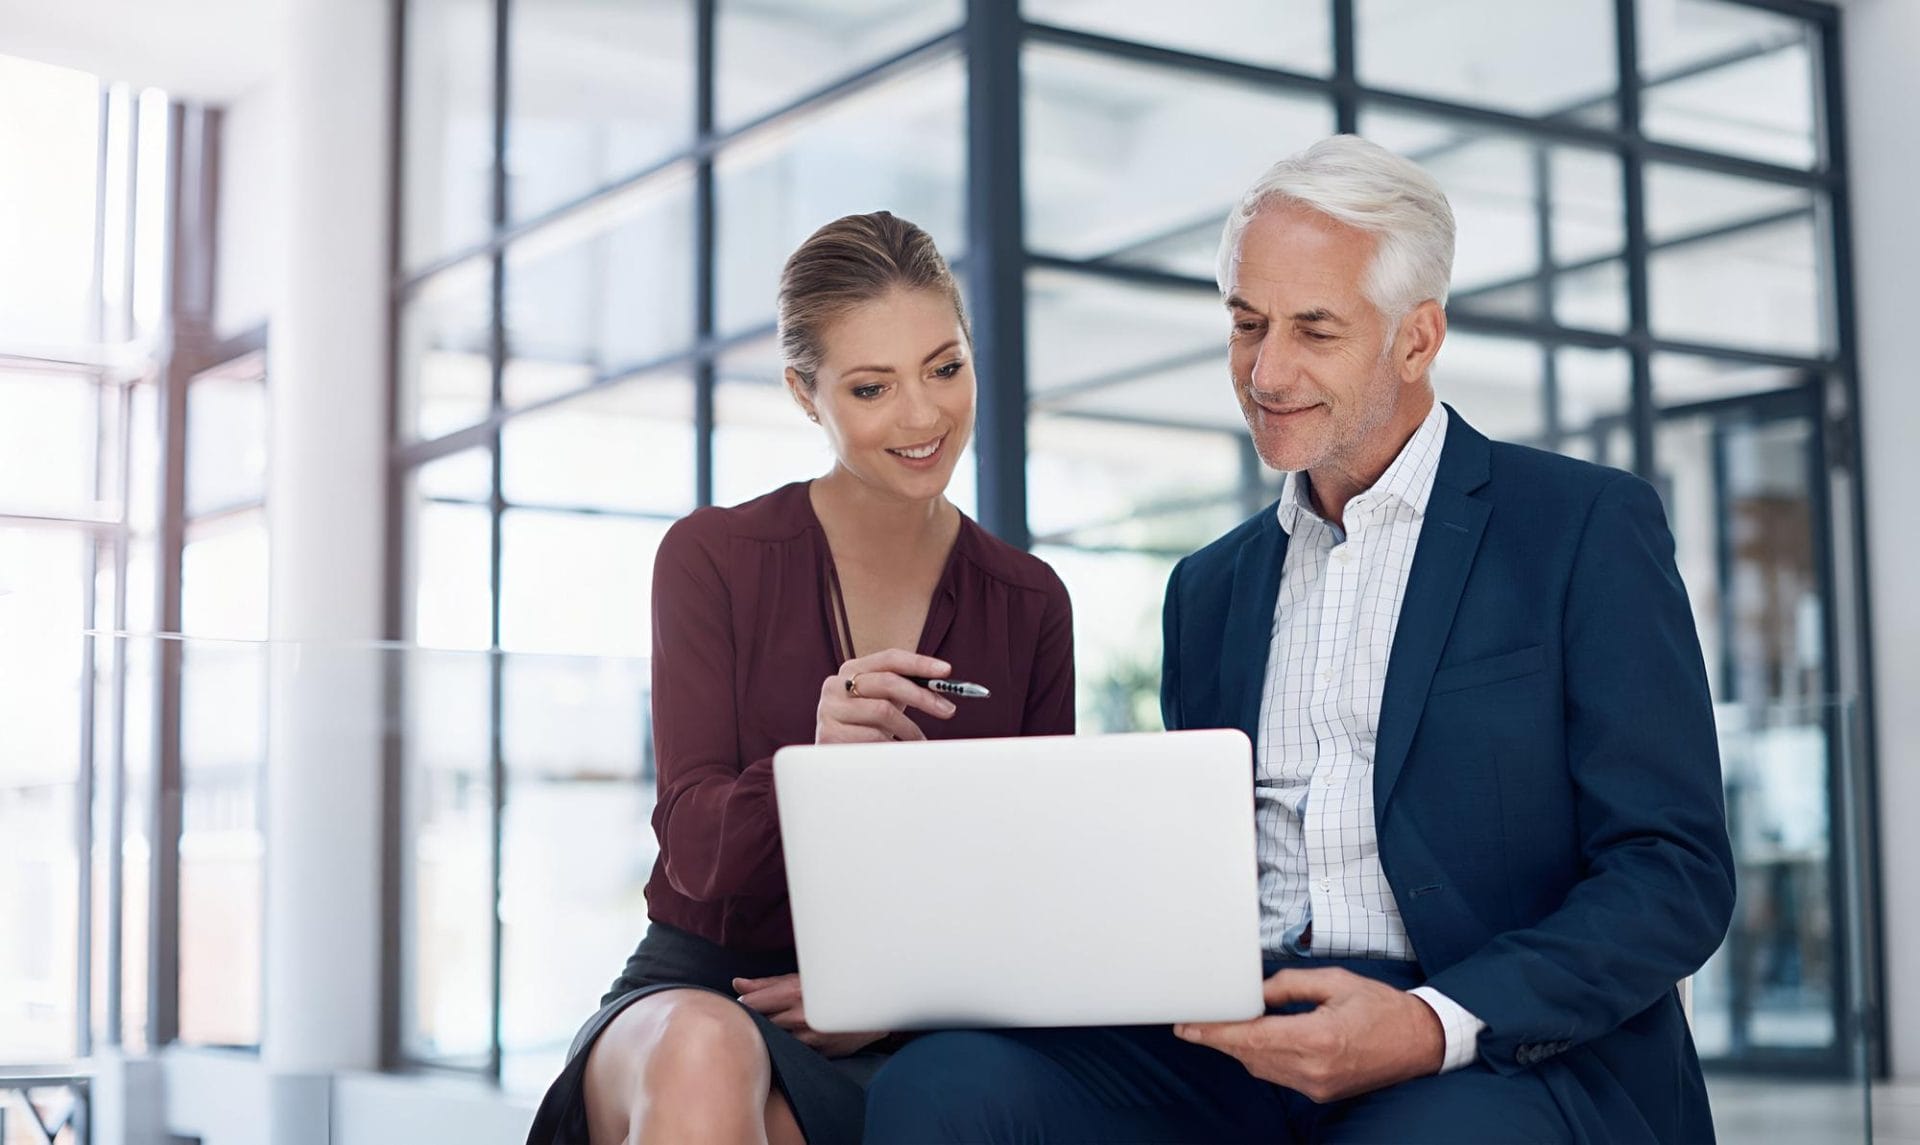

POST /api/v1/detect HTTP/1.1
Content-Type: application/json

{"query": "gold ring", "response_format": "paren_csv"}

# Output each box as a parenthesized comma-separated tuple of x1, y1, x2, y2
(844, 673, 862, 698)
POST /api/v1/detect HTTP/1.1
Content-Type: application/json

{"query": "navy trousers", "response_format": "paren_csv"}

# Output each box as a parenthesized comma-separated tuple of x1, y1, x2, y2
(863, 959, 1571, 1144)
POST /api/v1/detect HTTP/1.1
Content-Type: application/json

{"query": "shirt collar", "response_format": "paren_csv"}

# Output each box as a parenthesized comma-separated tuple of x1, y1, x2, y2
(1275, 401, 1449, 536)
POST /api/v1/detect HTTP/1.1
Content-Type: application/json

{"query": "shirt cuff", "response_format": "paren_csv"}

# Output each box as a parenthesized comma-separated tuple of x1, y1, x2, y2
(1408, 986, 1488, 1074)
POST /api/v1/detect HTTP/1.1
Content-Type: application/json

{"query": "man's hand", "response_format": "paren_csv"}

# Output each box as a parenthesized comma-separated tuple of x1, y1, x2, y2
(732, 973, 887, 1059)
(1174, 967, 1446, 1104)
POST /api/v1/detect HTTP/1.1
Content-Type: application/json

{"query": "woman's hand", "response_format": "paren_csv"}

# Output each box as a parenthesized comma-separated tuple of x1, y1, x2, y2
(732, 973, 888, 1058)
(815, 649, 957, 744)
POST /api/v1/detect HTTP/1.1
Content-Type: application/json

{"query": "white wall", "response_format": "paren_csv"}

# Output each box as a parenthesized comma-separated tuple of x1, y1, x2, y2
(1840, 0, 1920, 1083)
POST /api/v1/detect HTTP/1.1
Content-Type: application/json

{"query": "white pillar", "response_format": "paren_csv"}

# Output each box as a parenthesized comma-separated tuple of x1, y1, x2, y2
(1843, 0, 1920, 1083)
(261, 0, 390, 1091)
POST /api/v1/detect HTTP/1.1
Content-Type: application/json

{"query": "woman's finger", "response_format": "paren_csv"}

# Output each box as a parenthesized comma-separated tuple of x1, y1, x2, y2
(838, 671, 955, 720)
(841, 649, 950, 682)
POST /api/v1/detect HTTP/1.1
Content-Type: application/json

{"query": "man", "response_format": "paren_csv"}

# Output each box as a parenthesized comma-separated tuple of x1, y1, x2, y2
(863, 136, 1735, 1143)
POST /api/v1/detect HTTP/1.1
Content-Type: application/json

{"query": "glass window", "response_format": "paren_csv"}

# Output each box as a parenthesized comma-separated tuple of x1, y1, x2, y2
(502, 368, 697, 515)
(1638, 0, 1820, 170)
(1356, 0, 1618, 123)
(499, 510, 666, 657)
(177, 638, 267, 1049)
(1551, 346, 1634, 463)
(1026, 268, 1226, 403)
(1430, 333, 1544, 445)
(403, 0, 498, 269)
(506, 0, 696, 222)
(713, 339, 834, 508)
(1033, 544, 1179, 734)
(0, 526, 87, 1061)
(408, 450, 495, 651)
(0, 372, 103, 518)
(498, 652, 653, 1094)
(715, 55, 966, 336)
(0, 56, 102, 351)
(1023, 45, 1333, 273)
(400, 647, 494, 1068)
(1022, 0, 1332, 75)
(716, 0, 961, 129)
(399, 257, 496, 442)
(503, 174, 697, 409)
(186, 358, 269, 517)
(1654, 409, 1834, 1058)
(1644, 165, 1825, 356)
(181, 514, 270, 641)
(1364, 112, 1625, 330)
(1655, 352, 1806, 407)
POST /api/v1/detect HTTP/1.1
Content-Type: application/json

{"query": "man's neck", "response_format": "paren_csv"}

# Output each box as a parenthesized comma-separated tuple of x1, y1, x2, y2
(1305, 392, 1435, 530)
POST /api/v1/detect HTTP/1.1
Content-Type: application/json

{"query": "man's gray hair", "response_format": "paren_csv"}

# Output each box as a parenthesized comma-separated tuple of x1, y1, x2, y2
(1217, 134, 1457, 321)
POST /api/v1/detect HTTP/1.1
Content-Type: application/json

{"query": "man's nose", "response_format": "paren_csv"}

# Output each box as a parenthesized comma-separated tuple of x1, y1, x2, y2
(1249, 330, 1294, 390)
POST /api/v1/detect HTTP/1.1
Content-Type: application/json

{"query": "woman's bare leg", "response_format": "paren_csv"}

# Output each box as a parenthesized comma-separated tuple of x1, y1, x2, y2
(581, 988, 804, 1145)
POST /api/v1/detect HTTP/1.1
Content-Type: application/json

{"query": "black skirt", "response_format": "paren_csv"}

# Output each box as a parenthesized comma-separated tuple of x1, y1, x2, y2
(525, 921, 889, 1145)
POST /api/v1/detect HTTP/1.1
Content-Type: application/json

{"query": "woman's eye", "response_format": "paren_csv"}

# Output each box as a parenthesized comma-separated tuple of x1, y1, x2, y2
(934, 360, 964, 379)
(852, 384, 885, 399)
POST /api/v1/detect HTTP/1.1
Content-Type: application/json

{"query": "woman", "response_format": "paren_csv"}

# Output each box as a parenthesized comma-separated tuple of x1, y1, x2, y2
(526, 211, 1076, 1145)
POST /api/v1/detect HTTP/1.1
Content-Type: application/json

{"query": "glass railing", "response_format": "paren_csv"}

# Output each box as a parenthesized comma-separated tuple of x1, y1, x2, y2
(0, 634, 1883, 1141)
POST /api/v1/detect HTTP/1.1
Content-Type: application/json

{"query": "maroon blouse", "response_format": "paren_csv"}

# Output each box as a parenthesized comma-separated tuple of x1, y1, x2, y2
(644, 481, 1076, 951)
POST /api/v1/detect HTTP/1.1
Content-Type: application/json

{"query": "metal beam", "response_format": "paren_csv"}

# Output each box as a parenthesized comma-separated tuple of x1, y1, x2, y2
(967, 0, 1030, 547)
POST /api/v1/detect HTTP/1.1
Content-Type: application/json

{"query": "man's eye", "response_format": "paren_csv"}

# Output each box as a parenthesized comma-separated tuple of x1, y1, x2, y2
(1301, 330, 1333, 342)
(1234, 322, 1264, 335)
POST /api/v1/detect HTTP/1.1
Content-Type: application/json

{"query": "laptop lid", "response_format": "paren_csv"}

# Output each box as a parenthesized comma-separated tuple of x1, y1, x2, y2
(773, 729, 1263, 1032)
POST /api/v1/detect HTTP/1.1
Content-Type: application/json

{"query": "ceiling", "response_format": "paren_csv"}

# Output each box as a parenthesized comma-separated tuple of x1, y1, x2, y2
(0, 0, 285, 102)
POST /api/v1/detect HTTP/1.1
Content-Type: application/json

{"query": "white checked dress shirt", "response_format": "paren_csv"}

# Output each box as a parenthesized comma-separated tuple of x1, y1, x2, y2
(1255, 400, 1487, 1072)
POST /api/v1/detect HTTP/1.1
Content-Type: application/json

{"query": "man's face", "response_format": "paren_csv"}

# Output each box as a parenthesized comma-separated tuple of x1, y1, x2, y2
(1223, 203, 1410, 475)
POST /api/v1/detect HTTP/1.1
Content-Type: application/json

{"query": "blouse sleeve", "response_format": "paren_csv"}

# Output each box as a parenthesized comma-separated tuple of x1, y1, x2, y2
(1022, 572, 1077, 737)
(647, 518, 786, 902)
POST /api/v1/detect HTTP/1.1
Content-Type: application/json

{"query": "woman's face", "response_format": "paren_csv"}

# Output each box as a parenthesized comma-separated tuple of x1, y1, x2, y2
(790, 287, 975, 505)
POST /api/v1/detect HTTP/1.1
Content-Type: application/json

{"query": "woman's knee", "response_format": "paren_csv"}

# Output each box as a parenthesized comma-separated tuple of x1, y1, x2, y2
(586, 990, 770, 1116)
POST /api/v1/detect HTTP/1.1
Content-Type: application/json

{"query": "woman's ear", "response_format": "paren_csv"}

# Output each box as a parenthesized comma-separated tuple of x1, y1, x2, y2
(785, 367, 819, 423)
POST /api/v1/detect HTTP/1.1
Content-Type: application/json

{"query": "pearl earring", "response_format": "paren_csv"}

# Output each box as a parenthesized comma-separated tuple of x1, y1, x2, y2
(807, 411, 819, 423)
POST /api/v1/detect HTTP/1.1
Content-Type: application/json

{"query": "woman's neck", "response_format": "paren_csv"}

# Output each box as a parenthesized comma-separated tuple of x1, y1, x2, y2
(809, 466, 957, 566)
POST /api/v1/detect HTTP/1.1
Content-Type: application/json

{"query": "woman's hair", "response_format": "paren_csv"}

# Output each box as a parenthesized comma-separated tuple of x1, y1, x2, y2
(1216, 134, 1456, 323)
(777, 211, 970, 388)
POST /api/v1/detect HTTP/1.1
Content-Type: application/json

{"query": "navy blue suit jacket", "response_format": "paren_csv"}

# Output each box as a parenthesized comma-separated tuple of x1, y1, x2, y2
(1161, 408, 1736, 1143)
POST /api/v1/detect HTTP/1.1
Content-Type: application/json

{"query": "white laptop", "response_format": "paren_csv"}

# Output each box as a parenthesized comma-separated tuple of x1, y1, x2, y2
(772, 729, 1263, 1032)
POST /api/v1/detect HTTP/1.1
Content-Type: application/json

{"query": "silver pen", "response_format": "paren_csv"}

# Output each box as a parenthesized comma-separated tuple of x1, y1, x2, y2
(906, 675, 991, 699)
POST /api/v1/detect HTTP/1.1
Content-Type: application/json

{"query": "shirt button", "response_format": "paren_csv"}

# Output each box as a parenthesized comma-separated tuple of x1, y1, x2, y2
(1334, 546, 1352, 564)
(1319, 878, 1332, 892)
(1320, 667, 1334, 683)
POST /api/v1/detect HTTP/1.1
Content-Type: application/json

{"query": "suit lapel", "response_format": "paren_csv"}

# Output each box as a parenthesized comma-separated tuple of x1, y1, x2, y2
(1219, 512, 1288, 747)
(1374, 411, 1492, 813)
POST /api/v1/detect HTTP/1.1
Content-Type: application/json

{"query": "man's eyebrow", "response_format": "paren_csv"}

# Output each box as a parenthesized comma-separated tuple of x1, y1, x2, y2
(1290, 307, 1348, 325)
(1226, 295, 1262, 315)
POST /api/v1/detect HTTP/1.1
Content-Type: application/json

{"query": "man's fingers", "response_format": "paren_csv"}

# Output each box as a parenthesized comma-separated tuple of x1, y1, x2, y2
(1174, 1019, 1258, 1054)
(1261, 967, 1347, 1007)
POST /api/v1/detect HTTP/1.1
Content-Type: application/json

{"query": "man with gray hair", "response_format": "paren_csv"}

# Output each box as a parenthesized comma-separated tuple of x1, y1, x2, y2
(865, 136, 1734, 1142)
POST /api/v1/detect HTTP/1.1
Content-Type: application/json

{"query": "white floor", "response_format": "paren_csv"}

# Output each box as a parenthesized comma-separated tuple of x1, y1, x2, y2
(1708, 1077, 1920, 1145)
